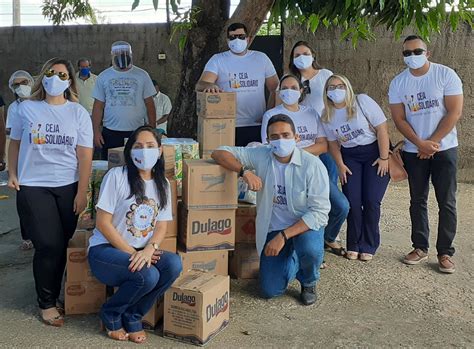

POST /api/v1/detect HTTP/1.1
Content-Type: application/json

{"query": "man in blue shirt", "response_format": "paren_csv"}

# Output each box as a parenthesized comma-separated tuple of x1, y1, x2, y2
(212, 114, 329, 305)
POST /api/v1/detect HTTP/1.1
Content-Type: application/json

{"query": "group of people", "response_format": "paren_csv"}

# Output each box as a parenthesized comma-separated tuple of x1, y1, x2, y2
(0, 21, 463, 344)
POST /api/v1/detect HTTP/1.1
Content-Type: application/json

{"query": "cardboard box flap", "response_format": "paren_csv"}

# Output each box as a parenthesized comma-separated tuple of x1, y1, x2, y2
(68, 230, 93, 248)
(172, 270, 227, 293)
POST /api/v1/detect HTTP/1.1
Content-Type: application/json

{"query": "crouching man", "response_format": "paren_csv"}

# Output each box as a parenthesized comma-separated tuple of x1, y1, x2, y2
(212, 114, 329, 305)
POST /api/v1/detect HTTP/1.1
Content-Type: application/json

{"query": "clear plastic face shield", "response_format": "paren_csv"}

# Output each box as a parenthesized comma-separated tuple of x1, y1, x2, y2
(111, 42, 133, 70)
(9, 70, 34, 98)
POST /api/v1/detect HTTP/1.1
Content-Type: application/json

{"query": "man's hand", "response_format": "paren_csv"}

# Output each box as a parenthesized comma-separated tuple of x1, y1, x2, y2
(417, 152, 434, 160)
(203, 84, 223, 93)
(264, 232, 286, 257)
(242, 171, 263, 191)
(8, 175, 20, 191)
(94, 132, 104, 148)
(73, 192, 88, 215)
(416, 140, 439, 156)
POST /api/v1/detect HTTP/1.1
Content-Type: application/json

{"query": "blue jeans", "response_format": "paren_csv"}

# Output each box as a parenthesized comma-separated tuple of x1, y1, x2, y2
(88, 244, 182, 332)
(320, 153, 350, 243)
(259, 228, 324, 299)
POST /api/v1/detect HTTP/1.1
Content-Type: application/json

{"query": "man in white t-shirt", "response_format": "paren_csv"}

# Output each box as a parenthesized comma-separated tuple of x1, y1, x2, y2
(150, 79, 172, 134)
(388, 35, 463, 273)
(196, 22, 279, 146)
(92, 41, 157, 159)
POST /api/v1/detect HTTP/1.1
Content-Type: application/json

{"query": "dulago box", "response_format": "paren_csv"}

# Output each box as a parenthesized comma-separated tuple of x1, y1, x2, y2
(67, 230, 95, 282)
(196, 92, 236, 119)
(161, 237, 178, 253)
(197, 117, 235, 159)
(179, 249, 228, 276)
(178, 202, 235, 252)
(65, 280, 106, 315)
(235, 204, 257, 243)
(229, 243, 260, 279)
(143, 297, 165, 330)
(183, 159, 238, 209)
(164, 271, 230, 346)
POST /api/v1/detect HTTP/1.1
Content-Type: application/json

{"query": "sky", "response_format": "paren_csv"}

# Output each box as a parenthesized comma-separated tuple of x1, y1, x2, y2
(0, 0, 239, 27)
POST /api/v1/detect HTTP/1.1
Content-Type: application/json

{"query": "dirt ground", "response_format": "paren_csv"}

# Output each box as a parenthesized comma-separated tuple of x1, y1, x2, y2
(0, 174, 473, 348)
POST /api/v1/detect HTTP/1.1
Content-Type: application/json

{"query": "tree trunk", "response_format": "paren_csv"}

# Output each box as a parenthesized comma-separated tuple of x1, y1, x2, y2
(168, 0, 275, 138)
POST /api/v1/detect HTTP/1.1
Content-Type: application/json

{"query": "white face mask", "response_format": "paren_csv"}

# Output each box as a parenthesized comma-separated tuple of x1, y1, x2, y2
(327, 89, 346, 104)
(228, 38, 248, 54)
(269, 138, 297, 158)
(15, 85, 31, 98)
(131, 148, 160, 171)
(279, 89, 301, 105)
(293, 55, 313, 70)
(403, 54, 427, 70)
(42, 75, 70, 97)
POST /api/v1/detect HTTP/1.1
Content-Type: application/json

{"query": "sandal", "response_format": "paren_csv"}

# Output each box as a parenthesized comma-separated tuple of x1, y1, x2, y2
(40, 308, 64, 327)
(56, 301, 65, 316)
(324, 241, 346, 256)
(100, 321, 129, 341)
(345, 251, 358, 260)
(359, 253, 373, 262)
(129, 330, 147, 344)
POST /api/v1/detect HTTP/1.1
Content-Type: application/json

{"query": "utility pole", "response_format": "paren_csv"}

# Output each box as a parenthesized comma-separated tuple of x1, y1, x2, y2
(12, 0, 21, 26)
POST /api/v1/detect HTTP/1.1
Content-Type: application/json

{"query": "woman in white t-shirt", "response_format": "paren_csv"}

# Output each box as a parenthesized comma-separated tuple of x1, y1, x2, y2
(88, 126, 182, 343)
(321, 74, 390, 262)
(8, 58, 93, 326)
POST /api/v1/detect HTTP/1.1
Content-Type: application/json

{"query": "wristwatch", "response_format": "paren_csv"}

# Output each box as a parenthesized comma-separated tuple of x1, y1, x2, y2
(149, 242, 160, 251)
(239, 165, 250, 177)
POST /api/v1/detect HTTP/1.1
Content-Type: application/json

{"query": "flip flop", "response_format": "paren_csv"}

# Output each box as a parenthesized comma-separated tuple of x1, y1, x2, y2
(324, 242, 347, 256)
(129, 330, 147, 344)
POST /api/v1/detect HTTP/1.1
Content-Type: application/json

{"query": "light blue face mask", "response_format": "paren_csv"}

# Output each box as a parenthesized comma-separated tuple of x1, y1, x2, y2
(228, 38, 247, 54)
(131, 148, 160, 170)
(269, 138, 297, 157)
(279, 89, 301, 105)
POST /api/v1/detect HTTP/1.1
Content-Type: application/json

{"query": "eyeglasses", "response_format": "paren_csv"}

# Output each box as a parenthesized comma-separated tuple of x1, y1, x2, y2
(12, 80, 30, 89)
(402, 48, 426, 57)
(327, 84, 346, 91)
(228, 34, 247, 40)
(303, 80, 311, 94)
(45, 69, 69, 81)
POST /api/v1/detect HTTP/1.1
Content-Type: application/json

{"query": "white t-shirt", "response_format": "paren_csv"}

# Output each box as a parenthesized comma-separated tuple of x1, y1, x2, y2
(89, 166, 172, 249)
(6, 101, 20, 129)
(153, 92, 172, 131)
(204, 50, 277, 127)
(321, 94, 386, 148)
(261, 104, 326, 148)
(92, 66, 157, 131)
(10, 100, 93, 187)
(269, 159, 300, 232)
(301, 68, 333, 115)
(388, 62, 463, 153)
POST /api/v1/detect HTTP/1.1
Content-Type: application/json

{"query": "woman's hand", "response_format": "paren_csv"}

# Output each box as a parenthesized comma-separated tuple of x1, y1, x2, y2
(73, 192, 88, 215)
(338, 163, 352, 185)
(372, 158, 389, 177)
(8, 175, 20, 191)
(128, 246, 154, 272)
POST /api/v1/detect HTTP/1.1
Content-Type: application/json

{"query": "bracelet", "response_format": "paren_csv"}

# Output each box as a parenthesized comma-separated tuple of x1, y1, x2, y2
(379, 156, 389, 161)
(280, 230, 289, 243)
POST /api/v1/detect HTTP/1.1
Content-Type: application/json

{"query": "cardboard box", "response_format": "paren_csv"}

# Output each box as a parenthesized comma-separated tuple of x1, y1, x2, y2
(67, 230, 95, 282)
(143, 298, 165, 330)
(164, 271, 230, 346)
(163, 144, 176, 179)
(196, 92, 236, 119)
(166, 179, 178, 237)
(108, 147, 125, 169)
(198, 117, 235, 159)
(161, 237, 177, 253)
(183, 159, 238, 209)
(179, 249, 228, 276)
(235, 204, 257, 243)
(178, 203, 235, 252)
(65, 280, 106, 315)
(229, 243, 260, 279)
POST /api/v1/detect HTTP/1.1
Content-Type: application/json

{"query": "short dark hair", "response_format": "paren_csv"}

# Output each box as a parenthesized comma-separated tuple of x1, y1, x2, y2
(267, 114, 296, 136)
(227, 22, 248, 36)
(77, 57, 91, 67)
(403, 35, 425, 44)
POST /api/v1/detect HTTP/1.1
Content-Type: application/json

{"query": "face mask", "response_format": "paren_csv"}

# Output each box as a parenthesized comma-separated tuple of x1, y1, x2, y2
(403, 54, 427, 70)
(114, 53, 132, 70)
(131, 148, 160, 171)
(228, 38, 248, 54)
(79, 67, 90, 76)
(15, 85, 31, 98)
(327, 89, 346, 104)
(269, 138, 297, 158)
(279, 89, 301, 105)
(293, 55, 313, 70)
(42, 75, 70, 97)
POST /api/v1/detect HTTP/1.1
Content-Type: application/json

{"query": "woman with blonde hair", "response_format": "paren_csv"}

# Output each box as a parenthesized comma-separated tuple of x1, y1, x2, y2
(8, 58, 93, 326)
(321, 74, 390, 261)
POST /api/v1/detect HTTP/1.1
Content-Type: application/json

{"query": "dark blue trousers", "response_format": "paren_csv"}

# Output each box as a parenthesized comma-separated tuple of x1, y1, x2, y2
(341, 142, 389, 254)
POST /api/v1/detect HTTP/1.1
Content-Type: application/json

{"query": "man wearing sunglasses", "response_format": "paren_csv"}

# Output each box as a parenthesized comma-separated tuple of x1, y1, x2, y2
(196, 22, 279, 146)
(388, 35, 463, 274)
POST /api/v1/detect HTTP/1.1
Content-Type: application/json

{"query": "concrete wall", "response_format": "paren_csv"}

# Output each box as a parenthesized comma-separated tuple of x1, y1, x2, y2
(283, 23, 473, 182)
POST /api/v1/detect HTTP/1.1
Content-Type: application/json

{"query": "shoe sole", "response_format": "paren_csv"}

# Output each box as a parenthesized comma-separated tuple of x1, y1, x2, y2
(403, 255, 428, 265)
(439, 267, 455, 274)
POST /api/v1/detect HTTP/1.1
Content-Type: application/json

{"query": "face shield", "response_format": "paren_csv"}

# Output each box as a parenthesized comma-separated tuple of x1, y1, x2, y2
(9, 70, 34, 98)
(111, 41, 133, 70)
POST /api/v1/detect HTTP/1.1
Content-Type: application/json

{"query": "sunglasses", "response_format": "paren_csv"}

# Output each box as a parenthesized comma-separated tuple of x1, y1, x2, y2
(402, 48, 426, 57)
(303, 80, 311, 94)
(228, 34, 247, 40)
(12, 80, 30, 89)
(45, 69, 69, 81)
(327, 84, 346, 91)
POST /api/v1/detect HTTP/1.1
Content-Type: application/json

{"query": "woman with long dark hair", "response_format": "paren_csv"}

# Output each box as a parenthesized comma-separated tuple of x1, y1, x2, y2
(88, 126, 182, 343)
(8, 58, 93, 326)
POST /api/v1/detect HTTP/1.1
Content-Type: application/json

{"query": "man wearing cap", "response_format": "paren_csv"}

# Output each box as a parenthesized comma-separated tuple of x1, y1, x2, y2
(92, 41, 157, 159)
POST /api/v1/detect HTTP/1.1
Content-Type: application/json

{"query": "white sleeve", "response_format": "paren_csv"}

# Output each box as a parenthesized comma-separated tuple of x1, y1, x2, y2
(157, 180, 173, 221)
(203, 54, 220, 75)
(76, 106, 93, 148)
(316, 116, 327, 138)
(388, 78, 403, 104)
(6, 103, 18, 130)
(95, 168, 122, 214)
(91, 74, 106, 102)
(260, 110, 272, 143)
(263, 54, 277, 78)
(444, 68, 463, 96)
(143, 73, 157, 99)
(9, 103, 23, 140)
(359, 94, 387, 127)
(322, 122, 336, 142)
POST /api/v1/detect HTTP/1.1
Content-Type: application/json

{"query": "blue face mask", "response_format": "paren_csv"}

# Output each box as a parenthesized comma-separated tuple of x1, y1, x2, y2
(79, 67, 90, 76)
(131, 148, 160, 171)
(269, 138, 297, 158)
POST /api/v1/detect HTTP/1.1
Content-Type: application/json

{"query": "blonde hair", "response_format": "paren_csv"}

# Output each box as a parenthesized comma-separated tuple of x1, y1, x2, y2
(29, 57, 78, 102)
(321, 74, 356, 123)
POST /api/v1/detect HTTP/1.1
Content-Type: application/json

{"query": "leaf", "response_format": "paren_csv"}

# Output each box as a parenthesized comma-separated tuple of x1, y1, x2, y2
(131, 0, 140, 11)
(153, 0, 159, 11)
(178, 34, 187, 52)
(345, 0, 352, 10)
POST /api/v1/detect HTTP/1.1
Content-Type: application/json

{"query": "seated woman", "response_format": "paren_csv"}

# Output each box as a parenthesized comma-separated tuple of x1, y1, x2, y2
(88, 125, 182, 343)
